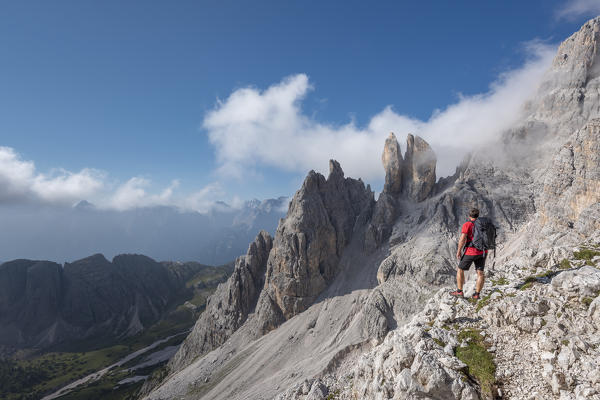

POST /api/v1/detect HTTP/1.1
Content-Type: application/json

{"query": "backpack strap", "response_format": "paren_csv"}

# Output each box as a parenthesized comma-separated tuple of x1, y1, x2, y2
(465, 220, 474, 248)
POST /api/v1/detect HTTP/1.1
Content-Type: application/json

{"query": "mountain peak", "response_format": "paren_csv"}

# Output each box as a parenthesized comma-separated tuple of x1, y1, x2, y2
(382, 132, 403, 194)
(328, 159, 344, 179)
(73, 200, 94, 210)
(382, 133, 436, 202)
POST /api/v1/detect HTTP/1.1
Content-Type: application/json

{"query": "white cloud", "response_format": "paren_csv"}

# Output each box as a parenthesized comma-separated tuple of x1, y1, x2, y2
(109, 177, 156, 211)
(102, 178, 224, 213)
(556, 0, 600, 20)
(204, 42, 556, 182)
(0, 146, 225, 213)
(0, 146, 104, 204)
(177, 182, 226, 212)
(32, 168, 105, 203)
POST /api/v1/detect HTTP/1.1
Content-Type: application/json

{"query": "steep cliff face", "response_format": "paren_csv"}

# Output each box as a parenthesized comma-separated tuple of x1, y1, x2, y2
(254, 160, 374, 331)
(366, 133, 437, 250)
(402, 134, 437, 202)
(529, 17, 600, 136)
(380, 132, 437, 202)
(382, 132, 403, 194)
(0, 260, 63, 346)
(540, 119, 600, 237)
(168, 231, 272, 371)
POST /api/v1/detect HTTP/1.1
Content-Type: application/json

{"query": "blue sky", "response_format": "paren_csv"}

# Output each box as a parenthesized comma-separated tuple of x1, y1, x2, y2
(1, 0, 599, 210)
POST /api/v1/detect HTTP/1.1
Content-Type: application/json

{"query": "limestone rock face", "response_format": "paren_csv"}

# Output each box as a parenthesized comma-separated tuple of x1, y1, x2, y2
(366, 133, 438, 250)
(381, 132, 437, 202)
(402, 134, 437, 202)
(168, 231, 272, 371)
(364, 191, 398, 252)
(322, 251, 600, 400)
(540, 119, 600, 236)
(382, 132, 403, 194)
(530, 17, 600, 135)
(255, 160, 373, 328)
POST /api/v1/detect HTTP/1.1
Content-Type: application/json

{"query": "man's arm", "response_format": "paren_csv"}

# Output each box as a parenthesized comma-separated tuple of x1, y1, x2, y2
(457, 232, 467, 260)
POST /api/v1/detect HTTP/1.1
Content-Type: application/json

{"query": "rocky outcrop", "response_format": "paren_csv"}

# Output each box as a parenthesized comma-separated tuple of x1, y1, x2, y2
(0, 254, 205, 350)
(402, 134, 437, 202)
(529, 17, 600, 136)
(382, 132, 403, 194)
(381, 132, 437, 202)
(366, 133, 438, 250)
(500, 17, 600, 170)
(168, 231, 272, 371)
(255, 160, 374, 329)
(540, 119, 600, 236)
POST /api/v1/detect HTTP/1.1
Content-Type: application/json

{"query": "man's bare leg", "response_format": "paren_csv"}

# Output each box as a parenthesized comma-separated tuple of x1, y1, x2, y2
(456, 269, 465, 291)
(475, 270, 485, 293)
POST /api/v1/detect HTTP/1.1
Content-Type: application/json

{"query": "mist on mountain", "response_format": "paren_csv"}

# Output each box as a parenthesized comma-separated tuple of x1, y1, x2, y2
(0, 197, 288, 265)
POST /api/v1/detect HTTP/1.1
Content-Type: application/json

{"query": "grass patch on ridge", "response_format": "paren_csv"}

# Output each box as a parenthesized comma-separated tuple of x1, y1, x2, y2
(475, 292, 495, 312)
(491, 277, 508, 286)
(560, 259, 572, 269)
(573, 248, 600, 261)
(455, 328, 496, 398)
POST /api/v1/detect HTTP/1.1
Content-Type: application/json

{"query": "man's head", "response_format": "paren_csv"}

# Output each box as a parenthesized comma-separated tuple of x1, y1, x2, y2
(469, 208, 479, 219)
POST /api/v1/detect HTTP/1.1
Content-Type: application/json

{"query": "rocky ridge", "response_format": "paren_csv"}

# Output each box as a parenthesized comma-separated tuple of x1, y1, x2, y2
(281, 241, 600, 400)
(254, 160, 374, 331)
(143, 17, 600, 400)
(152, 161, 375, 383)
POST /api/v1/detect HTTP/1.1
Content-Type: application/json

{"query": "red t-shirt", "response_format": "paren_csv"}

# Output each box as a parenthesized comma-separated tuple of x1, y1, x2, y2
(461, 220, 486, 256)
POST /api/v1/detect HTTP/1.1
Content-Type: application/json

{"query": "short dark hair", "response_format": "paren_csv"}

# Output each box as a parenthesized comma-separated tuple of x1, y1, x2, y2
(469, 208, 479, 218)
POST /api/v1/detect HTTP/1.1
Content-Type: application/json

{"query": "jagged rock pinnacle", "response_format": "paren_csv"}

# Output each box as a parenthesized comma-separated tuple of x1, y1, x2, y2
(255, 161, 373, 326)
(381, 132, 437, 202)
(328, 159, 345, 180)
(403, 134, 437, 202)
(382, 132, 403, 194)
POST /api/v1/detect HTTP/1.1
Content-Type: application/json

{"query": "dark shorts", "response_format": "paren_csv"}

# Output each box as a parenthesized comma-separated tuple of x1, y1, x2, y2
(459, 254, 486, 271)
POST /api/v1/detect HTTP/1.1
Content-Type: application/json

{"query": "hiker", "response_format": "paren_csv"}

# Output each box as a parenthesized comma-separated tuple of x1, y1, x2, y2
(450, 208, 490, 300)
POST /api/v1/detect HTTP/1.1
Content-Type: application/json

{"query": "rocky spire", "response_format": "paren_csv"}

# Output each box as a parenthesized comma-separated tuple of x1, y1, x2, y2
(382, 132, 403, 194)
(402, 134, 437, 202)
(382, 133, 437, 202)
(254, 160, 374, 329)
(366, 133, 437, 250)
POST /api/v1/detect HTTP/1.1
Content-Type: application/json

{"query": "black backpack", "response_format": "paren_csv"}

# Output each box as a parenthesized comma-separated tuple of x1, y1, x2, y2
(469, 217, 497, 256)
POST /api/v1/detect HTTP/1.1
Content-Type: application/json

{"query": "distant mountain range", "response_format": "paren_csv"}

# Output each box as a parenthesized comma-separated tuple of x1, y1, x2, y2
(0, 196, 289, 265)
(0, 253, 232, 353)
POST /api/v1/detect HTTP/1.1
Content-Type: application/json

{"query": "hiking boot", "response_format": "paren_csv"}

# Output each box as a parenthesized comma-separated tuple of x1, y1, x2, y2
(449, 289, 464, 297)
(472, 292, 481, 300)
